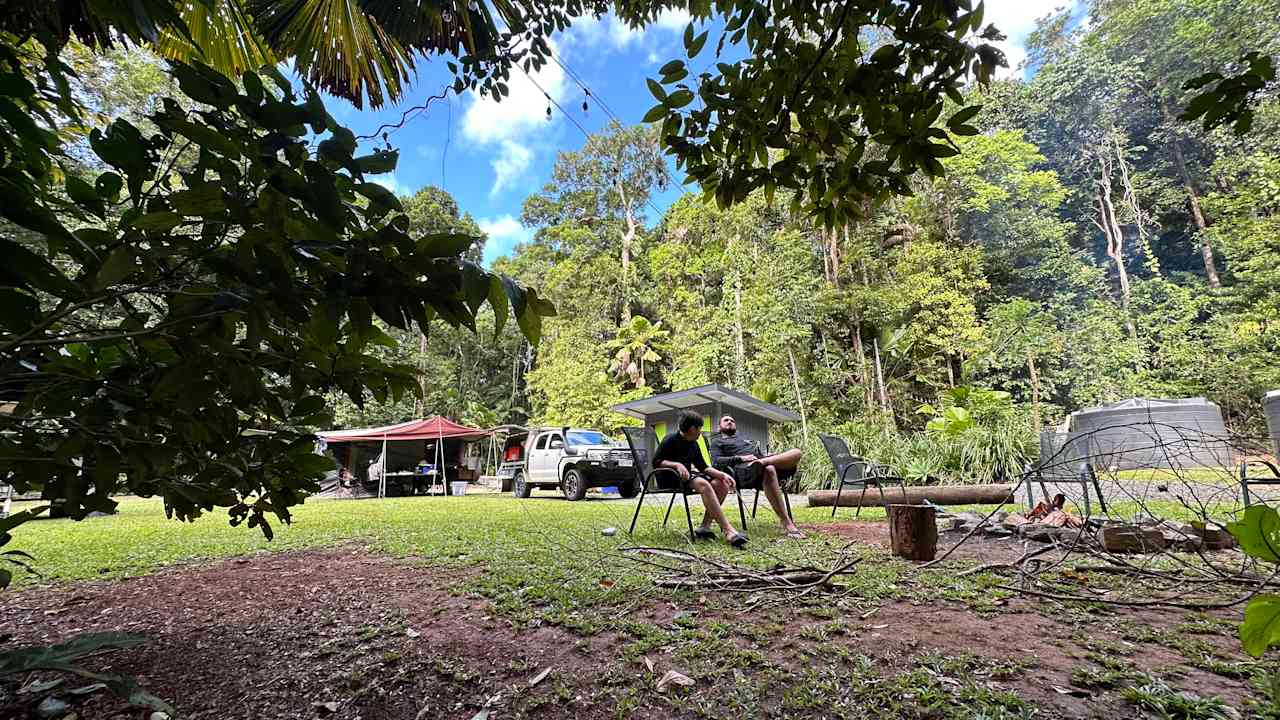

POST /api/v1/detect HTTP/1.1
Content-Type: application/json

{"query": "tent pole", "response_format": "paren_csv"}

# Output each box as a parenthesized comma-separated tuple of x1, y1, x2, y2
(437, 422, 446, 495)
(380, 434, 388, 498)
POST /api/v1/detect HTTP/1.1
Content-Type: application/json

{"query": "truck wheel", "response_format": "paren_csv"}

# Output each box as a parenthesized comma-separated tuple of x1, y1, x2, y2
(562, 468, 588, 501)
(512, 472, 531, 499)
(619, 478, 641, 498)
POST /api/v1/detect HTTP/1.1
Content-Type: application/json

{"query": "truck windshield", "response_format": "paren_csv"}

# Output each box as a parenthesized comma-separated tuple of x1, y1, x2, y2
(567, 430, 610, 446)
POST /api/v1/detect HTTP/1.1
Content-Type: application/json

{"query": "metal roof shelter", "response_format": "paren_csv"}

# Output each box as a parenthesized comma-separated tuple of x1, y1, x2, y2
(611, 384, 800, 424)
(611, 384, 800, 458)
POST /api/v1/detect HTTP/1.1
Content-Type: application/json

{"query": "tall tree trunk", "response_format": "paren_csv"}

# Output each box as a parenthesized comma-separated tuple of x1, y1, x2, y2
(1095, 152, 1139, 346)
(1161, 97, 1221, 288)
(617, 180, 637, 320)
(872, 336, 892, 425)
(733, 277, 745, 388)
(853, 320, 872, 410)
(1027, 349, 1041, 434)
(415, 329, 428, 418)
(787, 346, 809, 446)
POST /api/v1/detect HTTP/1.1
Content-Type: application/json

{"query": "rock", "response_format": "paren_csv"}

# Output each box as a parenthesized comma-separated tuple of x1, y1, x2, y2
(939, 516, 965, 532)
(1002, 513, 1030, 528)
(1097, 524, 1166, 553)
(1194, 523, 1236, 551)
(1018, 523, 1054, 542)
(36, 697, 69, 719)
(314, 701, 340, 714)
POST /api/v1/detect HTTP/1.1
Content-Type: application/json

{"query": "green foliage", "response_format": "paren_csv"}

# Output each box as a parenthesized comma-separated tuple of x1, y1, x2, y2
(1227, 506, 1280, 657)
(645, 0, 1007, 226)
(1183, 52, 1277, 135)
(0, 632, 174, 711)
(0, 46, 550, 538)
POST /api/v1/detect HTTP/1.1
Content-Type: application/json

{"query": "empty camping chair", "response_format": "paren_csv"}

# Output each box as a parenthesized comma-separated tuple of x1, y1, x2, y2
(622, 426, 700, 542)
(1241, 459, 1280, 507)
(706, 432, 799, 532)
(819, 434, 907, 518)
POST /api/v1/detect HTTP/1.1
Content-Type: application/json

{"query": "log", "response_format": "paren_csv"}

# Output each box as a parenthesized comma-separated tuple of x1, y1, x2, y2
(807, 485, 1015, 508)
(888, 505, 937, 561)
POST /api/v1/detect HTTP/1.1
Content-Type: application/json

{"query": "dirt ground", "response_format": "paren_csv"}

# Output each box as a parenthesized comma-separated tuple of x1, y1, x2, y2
(0, 526, 1268, 719)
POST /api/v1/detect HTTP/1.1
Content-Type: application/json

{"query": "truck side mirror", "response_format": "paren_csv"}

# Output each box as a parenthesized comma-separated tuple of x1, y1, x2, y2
(550, 439, 564, 449)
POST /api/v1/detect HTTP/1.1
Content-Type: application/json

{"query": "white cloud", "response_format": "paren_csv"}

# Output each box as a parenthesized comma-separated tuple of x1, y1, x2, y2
(654, 9, 692, 32)
(982, 0, 1076, 78)
(490, 140, 533, 197)
(461, 50, 566, 146)
(479, 214, 533, 265)
(564, 9, 692, 52)
(371, 173, 412, 197)
(460, 39, 567, 196)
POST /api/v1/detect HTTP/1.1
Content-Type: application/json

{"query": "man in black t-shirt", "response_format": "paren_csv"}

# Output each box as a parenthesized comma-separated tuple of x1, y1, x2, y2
(709, 415, 804, 539)
(654, 411, 747, 547)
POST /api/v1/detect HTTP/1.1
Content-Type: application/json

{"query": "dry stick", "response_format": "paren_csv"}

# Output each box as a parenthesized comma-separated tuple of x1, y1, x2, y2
(958, 544, 1058, 577)
(992, 583, 1258, 611)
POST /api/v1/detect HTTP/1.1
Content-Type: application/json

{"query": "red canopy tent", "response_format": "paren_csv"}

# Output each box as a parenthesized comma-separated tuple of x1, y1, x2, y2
(319, 417, 491, 497)
(317, 416, 490, 443)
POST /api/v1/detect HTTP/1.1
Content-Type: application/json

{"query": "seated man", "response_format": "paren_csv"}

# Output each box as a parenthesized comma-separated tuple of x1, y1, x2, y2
(653, 411, 748, 548)
(710, 415, 804, 539)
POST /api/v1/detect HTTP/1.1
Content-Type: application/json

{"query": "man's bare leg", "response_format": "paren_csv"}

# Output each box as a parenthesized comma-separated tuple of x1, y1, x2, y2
(697, 474, 731, 532)
(761, 465, 803, 537)
(691, 476, 739, 538)
(755, 447, 802, 470)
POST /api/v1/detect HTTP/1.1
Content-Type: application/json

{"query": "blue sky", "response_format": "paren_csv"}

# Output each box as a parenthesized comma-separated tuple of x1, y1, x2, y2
(319, 2, 1071, 266)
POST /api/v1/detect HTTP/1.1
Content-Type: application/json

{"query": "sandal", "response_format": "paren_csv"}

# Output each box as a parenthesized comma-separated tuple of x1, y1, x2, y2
(784, 529, 805, 540)
(693, 528, 716, 541)
(727, 532, 749, 548)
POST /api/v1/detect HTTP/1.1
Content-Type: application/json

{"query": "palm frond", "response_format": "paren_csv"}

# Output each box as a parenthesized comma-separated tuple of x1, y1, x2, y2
(153, 0, 274, 76)
(250, 0, 415, 109)
(360, 0, 502, 60)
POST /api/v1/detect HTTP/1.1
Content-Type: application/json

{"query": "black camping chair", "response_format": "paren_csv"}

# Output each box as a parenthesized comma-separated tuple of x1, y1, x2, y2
(1241, 459, 1280, 507)
(623, 427, 700, 542)
(819, 434, 907, 518)
(706, 432, 799, 532)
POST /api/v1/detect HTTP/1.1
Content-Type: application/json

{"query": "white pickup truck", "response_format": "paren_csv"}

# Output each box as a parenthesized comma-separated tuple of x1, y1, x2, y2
(499, 427, 639, 500)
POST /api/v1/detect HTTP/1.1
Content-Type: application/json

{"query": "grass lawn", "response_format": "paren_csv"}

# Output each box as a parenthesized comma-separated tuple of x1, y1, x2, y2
(2, 494, 1275, 719)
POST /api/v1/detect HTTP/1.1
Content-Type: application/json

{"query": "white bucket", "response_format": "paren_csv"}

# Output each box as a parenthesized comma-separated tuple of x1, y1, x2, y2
(449, 481, 468, 496)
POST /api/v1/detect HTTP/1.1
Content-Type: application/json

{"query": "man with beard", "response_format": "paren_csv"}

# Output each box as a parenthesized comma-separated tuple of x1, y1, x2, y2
(709, 415, 804, 539)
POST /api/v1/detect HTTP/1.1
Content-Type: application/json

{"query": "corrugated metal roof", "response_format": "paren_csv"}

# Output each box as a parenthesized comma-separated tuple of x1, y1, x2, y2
(609, 383, 800, 423)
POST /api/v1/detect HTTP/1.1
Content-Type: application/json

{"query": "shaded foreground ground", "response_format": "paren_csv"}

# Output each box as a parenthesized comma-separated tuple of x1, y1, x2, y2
(1, 512, 1275, 718)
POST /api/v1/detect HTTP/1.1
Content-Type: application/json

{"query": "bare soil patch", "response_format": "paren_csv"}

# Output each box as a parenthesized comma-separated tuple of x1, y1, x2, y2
(0, 544, 1268, 719)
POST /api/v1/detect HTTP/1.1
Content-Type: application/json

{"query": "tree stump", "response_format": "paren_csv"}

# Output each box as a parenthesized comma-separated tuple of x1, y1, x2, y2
(888, 504, 938, 561)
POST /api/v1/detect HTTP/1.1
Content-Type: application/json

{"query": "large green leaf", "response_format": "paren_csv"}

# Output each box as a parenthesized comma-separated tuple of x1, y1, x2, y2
(1242, 594, 1280, 657)
(0, 239, 81, 299)
(418, 232, 478, 258)
(1227, 505, 1280, 563)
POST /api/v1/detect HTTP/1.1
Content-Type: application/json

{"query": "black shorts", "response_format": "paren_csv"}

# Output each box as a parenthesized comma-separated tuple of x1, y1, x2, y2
(729, 463, 796, 485)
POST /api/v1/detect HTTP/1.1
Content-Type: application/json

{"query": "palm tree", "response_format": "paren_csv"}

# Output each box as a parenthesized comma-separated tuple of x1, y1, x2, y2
(12, 0, 533, 109)
(606, 316, 669, 389)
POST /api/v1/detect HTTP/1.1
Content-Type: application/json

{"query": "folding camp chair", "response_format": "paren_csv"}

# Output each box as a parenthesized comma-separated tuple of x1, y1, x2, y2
(1241, 459, 1280, 507)
(622, 427, 700, 542)
(819, 434, 907, 518)
(705, 432, 800, 532)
